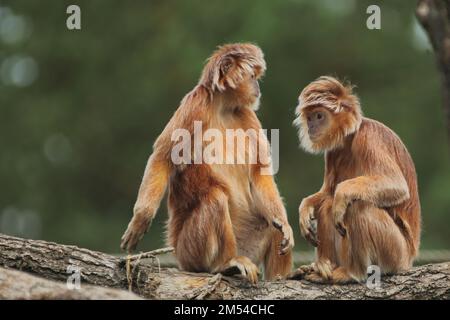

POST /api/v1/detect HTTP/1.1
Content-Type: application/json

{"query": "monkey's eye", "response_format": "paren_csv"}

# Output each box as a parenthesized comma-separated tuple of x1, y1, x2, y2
(251, 74, 256, 79)
(317, 113, 323, 120)
(307, 116, 312, 122)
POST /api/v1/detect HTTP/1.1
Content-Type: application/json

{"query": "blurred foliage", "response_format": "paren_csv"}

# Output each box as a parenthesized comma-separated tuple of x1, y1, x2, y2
(0, 0, 449, 253)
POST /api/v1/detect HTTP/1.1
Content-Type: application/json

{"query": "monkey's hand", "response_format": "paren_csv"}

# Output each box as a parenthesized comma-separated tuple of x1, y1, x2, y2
(299, 199, 318, 247)
(272, 218, 294, 255)
(332, 190, 350, 237)
(120, 205, 153, 252)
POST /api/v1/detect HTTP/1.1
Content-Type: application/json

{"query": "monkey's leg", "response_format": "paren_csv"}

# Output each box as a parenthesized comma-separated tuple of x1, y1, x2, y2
(332, 200, 411, 283)
(263, 228, 293, 280)
(174, 190, 259, 284)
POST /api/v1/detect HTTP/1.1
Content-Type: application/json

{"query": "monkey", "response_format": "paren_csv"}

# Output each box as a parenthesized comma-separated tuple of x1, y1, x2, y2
(120, 43, 293, 283)
(290, 76, 421, 283)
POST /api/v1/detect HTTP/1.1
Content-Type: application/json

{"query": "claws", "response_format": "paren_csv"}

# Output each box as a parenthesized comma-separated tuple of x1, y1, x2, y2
(335, 222, 347, 237)
(290, 261, 335, 283)
(120, 214, 152, 252)
(299, 205, 318, 247)
(287, 268, 306, 280)
(272, 218, 294, 255)
(287, 264, 315, 280)
(305, 232, 318, 247)
(221, 256, 260, 284)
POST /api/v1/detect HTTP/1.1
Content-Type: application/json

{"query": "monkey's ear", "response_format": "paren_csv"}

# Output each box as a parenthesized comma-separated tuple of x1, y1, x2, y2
(220, 56, 235, 76)
(213, 54, 241, 92)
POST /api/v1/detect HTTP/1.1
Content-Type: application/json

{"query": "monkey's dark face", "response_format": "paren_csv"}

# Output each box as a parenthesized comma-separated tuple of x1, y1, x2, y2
(304, 106, 332, 142)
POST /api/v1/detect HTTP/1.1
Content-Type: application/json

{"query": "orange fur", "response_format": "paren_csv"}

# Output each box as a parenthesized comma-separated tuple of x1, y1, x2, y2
(121, 43, 293, 282)
(294, 76, 421, 283)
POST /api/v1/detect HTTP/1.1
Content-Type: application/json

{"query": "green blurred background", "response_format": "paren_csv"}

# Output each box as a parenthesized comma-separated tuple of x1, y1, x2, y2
(0, 0, 449, 255)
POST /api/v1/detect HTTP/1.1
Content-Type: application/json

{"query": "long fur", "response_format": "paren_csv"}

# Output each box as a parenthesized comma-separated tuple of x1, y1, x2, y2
(199, 43, 266, 93)
(121, 43, 292, 282)
(296, 76, 421, 283)
(294, 76, 362, 154)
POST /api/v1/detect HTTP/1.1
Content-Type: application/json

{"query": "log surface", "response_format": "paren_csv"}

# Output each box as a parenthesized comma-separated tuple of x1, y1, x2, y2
(0, 234, 449, 299)
(0, 267, 142, 300)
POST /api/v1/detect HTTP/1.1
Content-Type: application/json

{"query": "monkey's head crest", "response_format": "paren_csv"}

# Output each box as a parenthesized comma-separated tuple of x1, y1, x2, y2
(293, 76, 363, 154)
(199, 43, 266, 93)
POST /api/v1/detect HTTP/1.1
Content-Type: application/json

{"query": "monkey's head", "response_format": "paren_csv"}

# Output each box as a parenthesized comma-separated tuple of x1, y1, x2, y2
(199, 43, 266, 110)
(294, 76, 362, 154)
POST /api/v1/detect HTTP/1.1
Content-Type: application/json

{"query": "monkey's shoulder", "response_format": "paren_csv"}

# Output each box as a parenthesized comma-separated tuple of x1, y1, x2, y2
(352, 118, 414, 168)
(356, 118, 407, 148)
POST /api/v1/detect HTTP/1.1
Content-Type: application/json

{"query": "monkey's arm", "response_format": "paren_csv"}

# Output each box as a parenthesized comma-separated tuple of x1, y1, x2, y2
(120, 153, 170, 252)
(333, 155, 409, 236)
(251, 167, 294, 255)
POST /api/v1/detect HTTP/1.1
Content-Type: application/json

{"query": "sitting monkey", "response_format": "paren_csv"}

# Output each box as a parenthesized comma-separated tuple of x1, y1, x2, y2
(292, 76, 421, 283)
(121, 43, 293, 283)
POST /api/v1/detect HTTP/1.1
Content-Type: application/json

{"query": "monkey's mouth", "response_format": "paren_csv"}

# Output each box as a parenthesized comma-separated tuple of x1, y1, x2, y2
(252, 92, 261, 99)
(308, 130, 321, 140)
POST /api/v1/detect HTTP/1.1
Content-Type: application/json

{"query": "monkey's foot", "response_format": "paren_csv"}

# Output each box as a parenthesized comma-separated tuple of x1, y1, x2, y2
(304, 266, 355, 284)
(312, 259, 334, 280)
(287, 264, 315, 280)
(219, 256, 260, 284)
(328, 267, 355, 284)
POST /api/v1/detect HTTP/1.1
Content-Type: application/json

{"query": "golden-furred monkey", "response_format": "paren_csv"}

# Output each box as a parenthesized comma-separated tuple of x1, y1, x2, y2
(292, 76, 421, 283)
(120, 43, 293, 283)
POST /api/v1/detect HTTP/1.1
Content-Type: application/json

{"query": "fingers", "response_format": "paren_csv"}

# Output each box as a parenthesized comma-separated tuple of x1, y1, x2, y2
(272, 218, 294, 255)
(313, 260, 333, 280)
(332, 194, 350, 237)
(305, 232, 318, 247)
(300, 206, 317, 247)
(304, 272, 328, 284)
(333, 206, 347, 237)
(287, 268, 306, 280)
(335, 222, 347, 237)
(279, 224, 294, 255)
(120, 216, 152, 252)
(287, 264, 315, 280)
(120, 229, 139, 252)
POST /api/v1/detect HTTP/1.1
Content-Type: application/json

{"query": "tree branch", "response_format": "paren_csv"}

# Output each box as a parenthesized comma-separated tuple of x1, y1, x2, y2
(0, 234, 449, 299)
(416, 0, 450, 142)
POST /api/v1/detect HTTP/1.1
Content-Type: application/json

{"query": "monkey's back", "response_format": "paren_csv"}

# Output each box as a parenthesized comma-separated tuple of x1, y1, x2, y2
(359, 118, 421, 256)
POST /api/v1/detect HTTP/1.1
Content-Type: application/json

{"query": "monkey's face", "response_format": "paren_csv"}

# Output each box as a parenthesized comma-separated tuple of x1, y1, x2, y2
(294, 76, 363, 154)
(244, 73, 261, 100)
(226, 72, 262, 110)
(296, 105, 348, 154)
(304, 106, 332, 142)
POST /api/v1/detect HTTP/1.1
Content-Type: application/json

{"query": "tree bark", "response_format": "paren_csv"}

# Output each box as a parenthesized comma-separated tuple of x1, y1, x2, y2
(0, 234, 449, 300)
(416, 0, 450, 142)
(0, 267, 142, 300)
